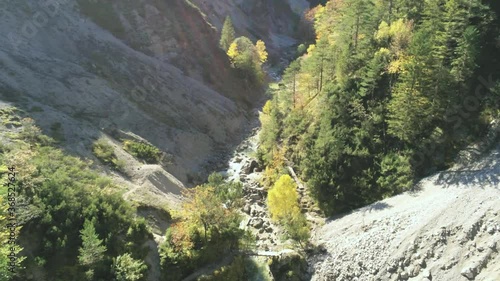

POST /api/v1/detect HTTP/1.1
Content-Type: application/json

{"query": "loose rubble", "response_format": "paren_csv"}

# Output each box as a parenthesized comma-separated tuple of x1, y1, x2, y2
(309, 145, 500, 281)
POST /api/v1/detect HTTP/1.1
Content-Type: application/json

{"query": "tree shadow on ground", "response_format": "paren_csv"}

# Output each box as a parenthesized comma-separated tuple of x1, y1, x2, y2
(434, 148, 499, 189)
(325, 201, 392, 223)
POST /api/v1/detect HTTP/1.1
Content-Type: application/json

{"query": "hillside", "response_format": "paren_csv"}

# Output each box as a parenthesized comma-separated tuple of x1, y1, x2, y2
(0, 0, 312, 185)
(1, 0, 499, 281)
(310, 142, 500, 281)
(0, 1, 310, 280)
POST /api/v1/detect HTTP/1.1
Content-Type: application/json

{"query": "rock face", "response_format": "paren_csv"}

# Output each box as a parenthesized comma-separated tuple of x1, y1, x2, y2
(0, 0, 254, 185)
(243, 159, 260, 174)
(0, 0, 305, 186)
(309, 144, 500, 281)
(190, 0, 309, 59)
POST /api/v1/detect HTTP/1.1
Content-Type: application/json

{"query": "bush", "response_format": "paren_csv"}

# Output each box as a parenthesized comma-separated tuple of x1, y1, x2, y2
(123, 140, 161, 164)
(297, 44, 307, 56)
(113, 159, 127, 173)
(50, 122, 65, 143)
(92, 138, 128, 172)
(92, 138, 116, 165)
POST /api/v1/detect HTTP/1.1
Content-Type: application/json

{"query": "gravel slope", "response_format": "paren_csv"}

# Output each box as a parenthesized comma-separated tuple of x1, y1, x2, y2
(310, 144, 500, 281)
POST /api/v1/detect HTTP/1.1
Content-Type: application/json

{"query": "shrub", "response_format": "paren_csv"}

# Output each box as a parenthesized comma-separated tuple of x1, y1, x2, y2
(113, 159, 127, 173)
(92, 138, 116, 165)
(123, 140, 161, 164)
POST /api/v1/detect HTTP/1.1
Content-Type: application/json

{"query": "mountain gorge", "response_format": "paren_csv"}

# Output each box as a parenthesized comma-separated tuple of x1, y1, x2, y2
(0, 0, 499, 281)
(0, 0, 310, 280)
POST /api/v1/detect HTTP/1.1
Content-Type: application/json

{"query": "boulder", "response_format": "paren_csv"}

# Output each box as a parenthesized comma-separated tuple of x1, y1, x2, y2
(461, 265, 477, 280)
(249, 193, 261, 201)
(251, 218, 264, 229)
(422, 269, 431, 279)
(243, 160, 259, 174)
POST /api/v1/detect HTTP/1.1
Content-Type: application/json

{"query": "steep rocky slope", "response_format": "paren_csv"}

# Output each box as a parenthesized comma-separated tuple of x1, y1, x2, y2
(0, 0, 308, 194)
(0, 0, 251, 187)
(191, 0, 310, 62)
(310, 142, 500, 281)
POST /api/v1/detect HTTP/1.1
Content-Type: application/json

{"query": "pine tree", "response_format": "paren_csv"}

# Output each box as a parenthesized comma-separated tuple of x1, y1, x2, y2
(112, 253, 147, 281)
(220, 16, 236, 51)
(78, 219, 106, 267)
(283, 60, 301, 108)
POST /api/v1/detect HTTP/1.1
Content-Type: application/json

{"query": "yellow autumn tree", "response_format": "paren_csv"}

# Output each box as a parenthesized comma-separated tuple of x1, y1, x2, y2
(226, 36, 265, 85)
(268, 175, 300, 221)
(227, 41, 239, 63)
(267, 175, 310, 244)
(255, 40, 268, 64)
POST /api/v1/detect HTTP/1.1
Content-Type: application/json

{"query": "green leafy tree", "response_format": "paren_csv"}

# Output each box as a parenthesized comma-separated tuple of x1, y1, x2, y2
(227, 36, 265, 85)
(160, 183, 244, 280)
(205, 173, 243, 208)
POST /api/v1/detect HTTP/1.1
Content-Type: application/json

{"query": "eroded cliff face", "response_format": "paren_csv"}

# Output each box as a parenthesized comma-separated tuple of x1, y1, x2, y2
(192, 0, 310, 61)
(0, 0, 306, 192)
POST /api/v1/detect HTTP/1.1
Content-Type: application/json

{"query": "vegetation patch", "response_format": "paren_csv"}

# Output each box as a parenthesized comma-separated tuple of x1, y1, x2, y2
(159, 173, 251, 280)
(259, 0, 499, 216)
(92, 137, 126, 172)
(123, 140, 161, 164)
(268, 252, 307, 281)
(0, 117, 151, 281)
(199, 256, 272, 281)
(268, 175, 310, 246)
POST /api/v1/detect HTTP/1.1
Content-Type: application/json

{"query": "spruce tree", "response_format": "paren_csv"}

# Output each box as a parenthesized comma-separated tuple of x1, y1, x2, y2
(220, 16, 236, 51)
(78, 219, 107, 277)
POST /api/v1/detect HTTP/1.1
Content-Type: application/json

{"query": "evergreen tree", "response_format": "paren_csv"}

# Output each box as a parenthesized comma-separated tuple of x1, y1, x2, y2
(220, 16, 236, 51)
(78, 219, 107, 278)
(259, 0, 498, 218)
(112, 253, 147, 281)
